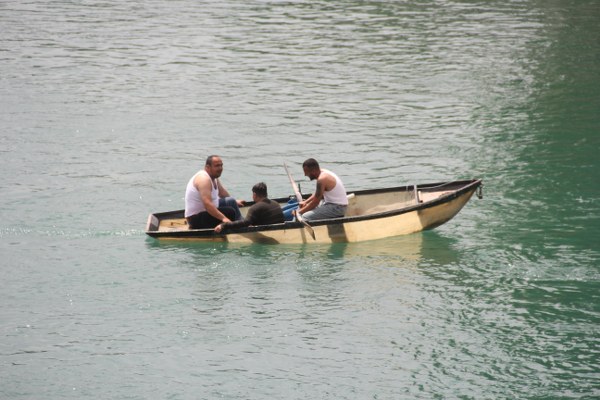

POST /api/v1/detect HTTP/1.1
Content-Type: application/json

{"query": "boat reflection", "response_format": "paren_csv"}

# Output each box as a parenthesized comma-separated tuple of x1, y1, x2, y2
(146, 230, 460, 267)
(327, 234, 424, 261)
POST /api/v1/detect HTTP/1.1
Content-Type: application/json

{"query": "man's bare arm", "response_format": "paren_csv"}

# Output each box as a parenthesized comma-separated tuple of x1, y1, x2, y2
(197, 176, 230, 223)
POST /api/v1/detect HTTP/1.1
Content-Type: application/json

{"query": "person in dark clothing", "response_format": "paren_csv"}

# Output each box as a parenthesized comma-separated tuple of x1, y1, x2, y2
(214, 182, 285, 233)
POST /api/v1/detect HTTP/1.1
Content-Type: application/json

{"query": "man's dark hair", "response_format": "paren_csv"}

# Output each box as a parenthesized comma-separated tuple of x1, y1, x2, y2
(302, 158, 320, 169)
(252, 182, 268, 198)
(205, 155, 219, 166)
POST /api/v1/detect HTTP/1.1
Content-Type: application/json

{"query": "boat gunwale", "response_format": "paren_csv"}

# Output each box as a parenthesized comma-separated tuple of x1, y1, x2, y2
(145, 179, 482, 238)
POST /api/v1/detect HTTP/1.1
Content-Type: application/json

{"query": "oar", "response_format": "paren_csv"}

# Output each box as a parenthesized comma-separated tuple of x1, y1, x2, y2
(283, 162, 316, 240)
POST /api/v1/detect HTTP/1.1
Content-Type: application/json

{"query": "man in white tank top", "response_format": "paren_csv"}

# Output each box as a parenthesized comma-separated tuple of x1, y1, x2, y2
(184, 155, 244, 229)
(297, 158, 348, 222)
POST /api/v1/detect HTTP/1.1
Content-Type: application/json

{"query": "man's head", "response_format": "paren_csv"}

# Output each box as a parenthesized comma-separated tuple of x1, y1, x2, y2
(205, 155, 224, 179)
(252, 182, 268, 200)
(302, 158, 321, 180)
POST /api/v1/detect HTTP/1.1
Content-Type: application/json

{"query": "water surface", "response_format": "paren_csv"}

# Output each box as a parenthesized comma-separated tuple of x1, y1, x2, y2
(1, 1, 599, 398)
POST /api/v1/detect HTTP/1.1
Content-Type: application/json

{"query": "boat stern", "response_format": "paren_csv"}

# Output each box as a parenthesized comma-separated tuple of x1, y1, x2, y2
(146, 213, 160, 233)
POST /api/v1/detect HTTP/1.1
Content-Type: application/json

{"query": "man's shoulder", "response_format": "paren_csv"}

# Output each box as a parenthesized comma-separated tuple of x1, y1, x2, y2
(252, 199, 275, 208)
(265, 199, 283, 208)
(320, 169, 336, 179)
(250, 199, 282, 213)
(319, 170, 338, 186)
(194, 170, 211, 184)
(194, 170, 208, 179)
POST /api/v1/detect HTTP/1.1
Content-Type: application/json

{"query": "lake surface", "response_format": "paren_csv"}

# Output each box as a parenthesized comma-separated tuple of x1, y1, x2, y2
(1, 1, 599, 398)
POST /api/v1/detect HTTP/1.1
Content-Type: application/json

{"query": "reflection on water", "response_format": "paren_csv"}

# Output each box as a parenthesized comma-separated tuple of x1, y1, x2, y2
(145, 233, 427, 259)
(328, 234, 424, 261)
(145, 229, 464, 270)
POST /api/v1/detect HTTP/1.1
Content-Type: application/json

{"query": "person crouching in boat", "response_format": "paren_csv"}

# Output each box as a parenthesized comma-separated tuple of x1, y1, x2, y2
(215, 182, 284, 233)
(296, 158, 348, 222)
(185, 155, 244, 229)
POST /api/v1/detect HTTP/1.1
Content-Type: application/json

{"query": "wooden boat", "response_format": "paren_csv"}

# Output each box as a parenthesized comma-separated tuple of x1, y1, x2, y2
(145, 179, 482, 244)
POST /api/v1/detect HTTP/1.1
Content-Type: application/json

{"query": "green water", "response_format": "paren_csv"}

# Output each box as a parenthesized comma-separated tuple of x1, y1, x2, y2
(1, 1, 598, 398)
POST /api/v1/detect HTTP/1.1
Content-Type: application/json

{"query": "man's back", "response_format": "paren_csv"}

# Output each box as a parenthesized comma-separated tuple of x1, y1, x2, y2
(219, 198, 284, 231)
(247, 199, 285, 225)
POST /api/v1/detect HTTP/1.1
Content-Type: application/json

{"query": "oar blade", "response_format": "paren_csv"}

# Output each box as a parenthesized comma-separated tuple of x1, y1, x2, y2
(297, 214, 315, 240)
(285, 162, 316, 240)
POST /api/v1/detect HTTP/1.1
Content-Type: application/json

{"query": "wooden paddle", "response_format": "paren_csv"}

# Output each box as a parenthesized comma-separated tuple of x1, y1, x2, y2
(283, 162, 316, 240)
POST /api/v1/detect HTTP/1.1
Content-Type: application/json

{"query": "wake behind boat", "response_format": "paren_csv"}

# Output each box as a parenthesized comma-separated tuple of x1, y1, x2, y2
(145, 179, 482, 244)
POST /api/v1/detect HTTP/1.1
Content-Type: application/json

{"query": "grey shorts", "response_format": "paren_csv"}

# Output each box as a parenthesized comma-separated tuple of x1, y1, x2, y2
(302, 203, 347, 222)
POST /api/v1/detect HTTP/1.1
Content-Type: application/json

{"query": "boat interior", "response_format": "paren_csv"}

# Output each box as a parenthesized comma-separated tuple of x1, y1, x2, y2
(149, 183, 459, 232)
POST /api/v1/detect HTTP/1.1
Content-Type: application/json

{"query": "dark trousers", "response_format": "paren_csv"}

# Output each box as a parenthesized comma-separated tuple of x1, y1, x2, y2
(186, 207, 237, 229)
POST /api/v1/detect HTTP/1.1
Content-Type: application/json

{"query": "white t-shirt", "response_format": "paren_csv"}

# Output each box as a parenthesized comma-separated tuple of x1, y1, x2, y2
(322, 169, 348, 206)
(184, 170, 219, 217)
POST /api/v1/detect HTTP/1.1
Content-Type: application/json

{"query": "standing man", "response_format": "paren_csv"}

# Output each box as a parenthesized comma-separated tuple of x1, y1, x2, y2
(296, 158, 348, 221)
(185, 155, 244, 229)
(214, 182, 284, 233)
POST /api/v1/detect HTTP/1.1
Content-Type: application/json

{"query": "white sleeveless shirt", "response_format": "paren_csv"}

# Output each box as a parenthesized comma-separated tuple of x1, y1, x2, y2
(185, 170, 219, 217)
(321, 169, 348, 206)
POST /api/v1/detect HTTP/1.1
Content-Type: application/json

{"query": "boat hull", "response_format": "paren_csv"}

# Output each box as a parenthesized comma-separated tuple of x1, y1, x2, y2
(145, 179, 482, 244)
